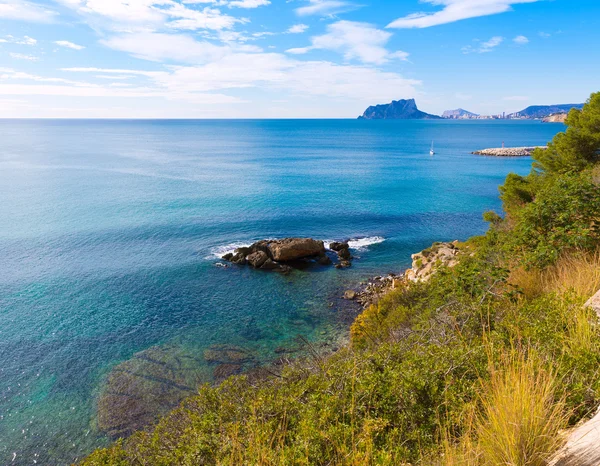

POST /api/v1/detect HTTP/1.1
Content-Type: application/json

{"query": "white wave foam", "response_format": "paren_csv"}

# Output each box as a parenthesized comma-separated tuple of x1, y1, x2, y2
(207, 241, 252, 260)
(348, 236, 386, 250)
(325, 236, 385, 251)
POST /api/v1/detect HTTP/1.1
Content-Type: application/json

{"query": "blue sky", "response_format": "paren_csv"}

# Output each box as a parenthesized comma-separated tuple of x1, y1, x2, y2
(0, 0, 597, 117)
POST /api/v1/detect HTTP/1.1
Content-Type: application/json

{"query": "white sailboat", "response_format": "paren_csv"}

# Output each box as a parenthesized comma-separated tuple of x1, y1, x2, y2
(429, 140, 435, 156)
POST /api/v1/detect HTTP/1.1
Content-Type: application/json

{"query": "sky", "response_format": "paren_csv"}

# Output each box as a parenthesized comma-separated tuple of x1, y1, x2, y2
(0, 0, 598, 118)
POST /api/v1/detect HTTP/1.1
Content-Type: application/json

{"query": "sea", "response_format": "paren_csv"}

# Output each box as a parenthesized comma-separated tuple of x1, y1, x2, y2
(0, 119, 563, 465)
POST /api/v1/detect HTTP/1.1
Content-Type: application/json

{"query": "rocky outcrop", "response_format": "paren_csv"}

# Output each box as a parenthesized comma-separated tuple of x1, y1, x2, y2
(347, 242, 462, 309)
(543, 112, 568, 123)
(404, 241, 461, 282)
(358, 99, 441, 120)
(472, 147, 545, 157)
(223, 238, 353, 271)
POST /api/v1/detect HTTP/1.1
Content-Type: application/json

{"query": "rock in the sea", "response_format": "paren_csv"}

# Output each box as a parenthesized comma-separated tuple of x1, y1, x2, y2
(329, 241, 349, 252)
(222, 237, 329, 272)
(337, 248, 353, 260)
(247, 250, 268, 268)
(318, 253, 333, 265)
(335, 260, 352, 269)
(344, 290, 357, 300)
(267, 238, 325, 261)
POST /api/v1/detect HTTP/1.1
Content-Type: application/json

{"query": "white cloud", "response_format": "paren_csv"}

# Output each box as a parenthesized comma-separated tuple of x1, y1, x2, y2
(18, 35, 37, 45)
(462, 36, 503, 54)
(101, 32, 230, 63)
(0, 35, 37, 45)
(9, 52, 39, 61)
(387, 0, 539, 29)
(539, 31, 551, 38)
(63, 52, 421, 102)
(286, 21, 409, 65)
(57, 0, 239, 32)
(228, 0, 270, 8)
(513, 35, 528, 44)
(0, 0, 57, 22)
(55, 40, 86, 50)
(287, 24, 309, 34)
(295, 0, 357, 17)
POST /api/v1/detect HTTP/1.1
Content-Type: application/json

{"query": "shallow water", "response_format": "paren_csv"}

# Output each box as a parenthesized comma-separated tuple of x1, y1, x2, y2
(0, 119, 563, 464)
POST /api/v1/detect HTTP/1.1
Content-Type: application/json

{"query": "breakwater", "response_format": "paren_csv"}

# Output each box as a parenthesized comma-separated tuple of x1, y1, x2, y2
(472, 146, 545, 156)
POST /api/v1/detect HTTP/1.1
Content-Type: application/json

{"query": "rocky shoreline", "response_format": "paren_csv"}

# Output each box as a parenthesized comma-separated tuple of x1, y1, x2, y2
(342, 241, 462, 309)
(472, 146, 545, 156)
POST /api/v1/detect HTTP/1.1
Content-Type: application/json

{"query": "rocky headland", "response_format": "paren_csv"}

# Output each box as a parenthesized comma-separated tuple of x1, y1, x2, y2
(222, 238, 354, 272)
(358, 98, 441, 120)
(543, 112, 568, 123)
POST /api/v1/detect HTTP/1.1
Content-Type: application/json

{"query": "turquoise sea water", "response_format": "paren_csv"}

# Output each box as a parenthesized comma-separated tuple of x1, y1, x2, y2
(0, 119, 563, 465)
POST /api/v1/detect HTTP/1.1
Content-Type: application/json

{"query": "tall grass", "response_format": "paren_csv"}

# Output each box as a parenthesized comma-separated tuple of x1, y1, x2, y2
(439, 353, 570, 466)
(509, 250, 600, 299)
(476, 354, 569, 466)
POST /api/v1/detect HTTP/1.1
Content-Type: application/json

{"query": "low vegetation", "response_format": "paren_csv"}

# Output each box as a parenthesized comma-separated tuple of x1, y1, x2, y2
(81, 93, 600, 465)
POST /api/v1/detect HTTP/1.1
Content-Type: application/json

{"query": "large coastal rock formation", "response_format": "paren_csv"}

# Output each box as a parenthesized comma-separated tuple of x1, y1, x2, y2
(222, 238, 353, 271)
(358, 99, 441, 120)
(404, 241, 461, 282)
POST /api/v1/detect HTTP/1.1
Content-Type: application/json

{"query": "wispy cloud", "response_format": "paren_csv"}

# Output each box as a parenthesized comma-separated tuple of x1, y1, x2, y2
(462, 36, 504, 54)
(9, 52, 39, 61)
(228, 0, 270, 8)
(62, 52, 422, 102)
(287, 24, 309, 34)
(513, 35, 529, 44)
(295, 0, 358, 17)
(55, 40, 86, 50)
(57, 0, 240, 32)
(286, 20, 409, 65)
(0, 35, 37, 45)
(387, 0, 540, 29)
(0, 0, 58, 23)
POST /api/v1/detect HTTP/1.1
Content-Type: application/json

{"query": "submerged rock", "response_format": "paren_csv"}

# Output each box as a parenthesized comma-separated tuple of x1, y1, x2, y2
(203, 344, 255, 364)
(97, 345, 203, 440)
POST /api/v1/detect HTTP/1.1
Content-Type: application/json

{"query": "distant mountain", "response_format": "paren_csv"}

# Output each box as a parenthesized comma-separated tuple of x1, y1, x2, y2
(442, 108, 479, 119)
(358, 99, 441, 120)
(510, 104, 583, 119)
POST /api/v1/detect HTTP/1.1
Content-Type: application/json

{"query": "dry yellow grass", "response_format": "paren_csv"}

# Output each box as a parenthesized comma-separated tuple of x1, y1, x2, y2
(476, 354, 569, 466)
(437, 353, 570, 466)
(509, 250, 600, 299)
